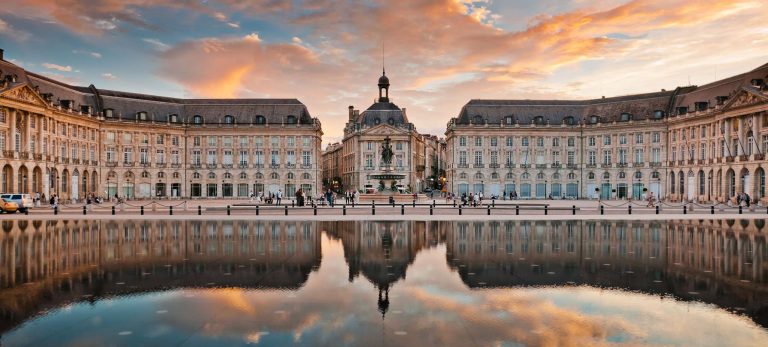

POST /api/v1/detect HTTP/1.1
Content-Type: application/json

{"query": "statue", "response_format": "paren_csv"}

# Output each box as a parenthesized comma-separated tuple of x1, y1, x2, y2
(381, 137, 393, 166)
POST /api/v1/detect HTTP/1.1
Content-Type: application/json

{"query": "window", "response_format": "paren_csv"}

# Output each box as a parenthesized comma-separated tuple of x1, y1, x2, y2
(156, 135, 164, 145)
(302, 151, 311, 166)
(567, 151, 575, 165)
(286, 150, 295, 165)
(522, 137, 529, 146)
(618, 149, 626, 164)
(635, 133, 643, 144)
(506, 152, 513, 165)
(652, 132, 660, 143)
(223, 136, 232, 147)
(271, 150, 279, 165)
(239, 150, 248, 165)
(240, 136, 248, 147)
(651, 148, 660, 163)
(490, 137, 497, 147)
(224, 115, 234, 124)
(552, 137, 560, 147)
(603, 135, 611, 146)
(123, 147, 133, 163)
(208, 172, 216, 179)
(602, 150, 612, 165)
(459, 136, 467, 146)
(271, 137, 279, 148)
(192, 150, 201, 165)
(207, 150, 217, 165)
(588, 172, 595, 180)
(193, 115, 203, 124)
(536, 137, 544, 147)
(634, 149, 644, 163)
(208, 136, 217, 147)
(506, 136, 513, 146)
(302, 136, 311, 147)
(588, 150, 596, 165)
(588, 137, 595, 146)
(505, 116, 513, 125)
(254, 150, 264, 165)
(123, 133, 132, 143)
(619, 134, 627, 145)
(106, 132, 115, 142)
(459, 151, 467, 166)
(254, 115, 266, 124)
(474, 151, 482, 165)
(223, 150, 233, 165)
(396, 142, 403, 150)
(552, 151, 560, 165)
(286, 115, 297, 124)
(193, 136, 201, 147)
(475, 136, 482, 146)
(567, 137, 575, 147)
(490, 151, 497, 165)
(365, 154, 374, 167)
(287, 136, 295, 147)
(156, 149, 165, 164)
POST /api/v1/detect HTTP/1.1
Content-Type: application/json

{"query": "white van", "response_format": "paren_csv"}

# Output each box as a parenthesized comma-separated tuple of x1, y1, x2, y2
(0, 194, 34, 212)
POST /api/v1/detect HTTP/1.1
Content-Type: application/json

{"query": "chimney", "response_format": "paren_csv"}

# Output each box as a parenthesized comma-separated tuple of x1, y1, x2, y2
(0, 49, 4, 61)
(402, 107, 407, 118)
(348, 105, 355, 121)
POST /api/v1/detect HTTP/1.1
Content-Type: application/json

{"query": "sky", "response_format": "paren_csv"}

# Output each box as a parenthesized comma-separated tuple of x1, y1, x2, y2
(1, 0, 767, 144)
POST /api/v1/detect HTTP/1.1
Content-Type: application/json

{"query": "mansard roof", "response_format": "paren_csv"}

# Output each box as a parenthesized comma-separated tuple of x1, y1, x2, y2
(356, 101, 409, 127)
(1, 59, 314, 125)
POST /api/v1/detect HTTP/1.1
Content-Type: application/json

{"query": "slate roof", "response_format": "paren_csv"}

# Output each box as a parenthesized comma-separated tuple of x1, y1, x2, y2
(356, 101, 409, 127)
(0, 59, 314, 125)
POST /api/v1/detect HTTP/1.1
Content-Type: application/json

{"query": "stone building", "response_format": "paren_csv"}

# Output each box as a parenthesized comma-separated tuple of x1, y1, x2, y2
(0, 49, 323, 200)
(327, 70, 441, 194)
(445, 63, 768, 202)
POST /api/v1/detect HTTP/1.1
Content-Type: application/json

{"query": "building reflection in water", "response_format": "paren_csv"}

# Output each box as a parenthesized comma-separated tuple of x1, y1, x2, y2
(0, 219, 766, 334)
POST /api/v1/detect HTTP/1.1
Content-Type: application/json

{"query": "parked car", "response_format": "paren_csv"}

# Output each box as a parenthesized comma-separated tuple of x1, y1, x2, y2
(0, 198, 19, 214)
(0, 193, 33, 213)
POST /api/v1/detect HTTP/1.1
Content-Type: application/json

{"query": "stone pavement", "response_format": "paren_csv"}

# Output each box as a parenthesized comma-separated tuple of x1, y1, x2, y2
(2, 197, 766, 221)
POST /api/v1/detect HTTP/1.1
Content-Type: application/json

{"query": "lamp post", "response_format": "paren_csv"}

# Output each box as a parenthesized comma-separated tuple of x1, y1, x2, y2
(576, 180, 580, 200)
(708, 175, 712, 202)
(23, 174, 27, 194)
(544, 179, 548, 198)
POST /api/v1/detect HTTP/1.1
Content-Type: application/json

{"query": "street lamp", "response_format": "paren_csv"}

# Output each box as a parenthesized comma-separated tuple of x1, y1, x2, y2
(577, 180, 580, 199)
(545, 179, 548, 198)
(23, 174, 27, 194)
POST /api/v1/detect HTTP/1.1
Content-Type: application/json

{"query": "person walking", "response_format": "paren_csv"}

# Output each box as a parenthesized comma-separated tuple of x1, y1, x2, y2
(276, 189, 283, 205)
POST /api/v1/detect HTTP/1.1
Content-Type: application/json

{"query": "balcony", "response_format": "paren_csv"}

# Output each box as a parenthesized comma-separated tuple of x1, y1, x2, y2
(34, 154, 43, 161)
(238, 163, 249, 169)
(171, 163, 182, 168)
(156, 163, 167, 168)
(73, 159, 81, 165)
(254, 164, 264, 169)
(206, 163, 218, 169)
(91, 160, 99, 166)
(504, 163, 516, 168)
(286, 163, 296, 169)
(551, 163, 561, 169)
(650, 162, 661, 168)
(2, 150, 13, 157)
(566, 164, 577, 169)
(457, 163, 469, 168)
(755, 153, 765, 161)
(20, 151, 30, 160)
(617, 162, 627, 168)
(632, 162, 644, 168)
(677, 160, 684, 166)
(301, 164, 312, 169)
(473, 164, 485, 168)
(223, 164, 234, 169)
(536, 164, 547, 169)
(189, 163, 201, 169)
(63, 158, 70, 164)
(364, 166, 375, 170)
(106, 161, 118, 167)
(687, 159, 694, 165)
(489, 163, 500, 169)
(270, 164, 280, 169)
(739, 155, 749, 162)
(520, 164, 531, 169)
(140, 162, 150, 168)
(123, 161, 134, 167)
(601, 163, 612, 168)
(726, 156, 734, 163)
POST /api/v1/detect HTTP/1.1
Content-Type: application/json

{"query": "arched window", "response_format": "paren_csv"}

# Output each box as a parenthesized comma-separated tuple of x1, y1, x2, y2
(505, 116, 514, 125)
(141, 171, 149, 178)
(564, 116, 575, 125)
(170, 114, 179, 123)
(533, 116, 544, 125)
(459, 173, 467, 179)
(137, 112, 148, 121)
(589, 115, 599, 124)
(193, 172, 201, 179)
(223, 172, 232, 179)
(652, 171, 660, 179)
(473, 115, 483, 124)
(239, 172, 247, 179)
(491, 173, 499, 179)
(388, 118, 395, 125)
(505, 172, 514, 180)
(653, 110, 665, 119)
(254, 115, 266, 125)
(602, 172, 610, 180)
(588, 172, 595, 180)
(552, 173, 560, 180)
(286, 115, 297, 124)
(172, 172, 180, 179)
(157, 172, 165, 178)
(193, 115, 203, 124)
(287, 172, 295, 179)
(255, 173, 264, 179)
(567, 173, 576, 180)
(302, 173, 311, 180)
(620, 113, 632, 122)
(536, 172, 545, 180)
(521, 172, 530, 180)
(208, 172, 216, 179)
(224, 115, 234, 124)
(474, 172, 483, 180)
(270, 172, 279, 179)
(374, 117, 381, 125)
(618, 172, 626, 179)
(634, 171, 642, 179)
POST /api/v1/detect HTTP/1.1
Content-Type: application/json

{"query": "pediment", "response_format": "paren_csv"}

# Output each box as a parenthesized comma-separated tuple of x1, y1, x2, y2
(721, 87, 768, 112)
(361, 124, 408, 136)
(0, 84, 49, 108)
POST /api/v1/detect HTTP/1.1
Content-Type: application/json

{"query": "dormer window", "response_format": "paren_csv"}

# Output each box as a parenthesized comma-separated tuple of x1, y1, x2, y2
(286, 115, 297, 124)
(193, 115, 203, 124)
(104, 108, 114, 118)
(224, 115, 234, 124)
(677, 107, 688, 115)
(533, 116, 545, 125)
(374, 117, 381, 125)
(60, 100, 73, 110)
(473, 115, 483, 124)
(715, 96, 728, 105)
(695, 102, 709, 112)
(619, 113, 631, 122)
(137, 111, 148, 121)
(505, 116, 514, 125)
(564, 116, 575, 125)
(653, 110, 665, 119)
(589, 115, 599, 124)
(170, 114, 178, 123)
(254, 115, 266, 125)
(388, 118, 395, 125)
(80, 105, 91, 114)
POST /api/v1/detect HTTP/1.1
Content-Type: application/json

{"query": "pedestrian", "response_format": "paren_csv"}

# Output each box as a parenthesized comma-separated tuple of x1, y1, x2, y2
(276, 189, 282, 205)
(745, 193, 751, 207)
(296, 188, 304, 206)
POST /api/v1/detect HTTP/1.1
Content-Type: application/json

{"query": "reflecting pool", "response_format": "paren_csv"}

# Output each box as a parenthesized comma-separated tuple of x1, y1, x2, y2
(0, 219, 766, 346)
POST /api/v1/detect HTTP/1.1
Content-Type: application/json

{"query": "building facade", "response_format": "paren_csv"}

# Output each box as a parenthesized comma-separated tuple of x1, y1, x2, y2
(0, 50, 323, 200)
(325, 70, 441, 194)
(445, 63, 768, 203)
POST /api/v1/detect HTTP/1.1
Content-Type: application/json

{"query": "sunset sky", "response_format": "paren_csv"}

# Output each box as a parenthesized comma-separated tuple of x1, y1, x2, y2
(1, 0, 767, 143)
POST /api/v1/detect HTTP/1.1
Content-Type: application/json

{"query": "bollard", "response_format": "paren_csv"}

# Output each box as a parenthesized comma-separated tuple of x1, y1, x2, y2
(292, 200, 295, 208)
(430, 205, 433, 215)
(459, 205, 462, 215)
(739, 205, 743, 214)
(25, 208, 28, 215)
(83, 206, 87, 215)
(453, 200, 456, 208)
(285, 205, 288, 215)
(313, 205, 317, 215)
(227, 205, 231, 215)
(54, 206, 58, 215)
(343, 205, 346, 215)
(401, 204, 405, 215)
(628, 205, 632, 215)
(170, 206, 173, 215)
(433, 200, 436, 207)
(492, 200, 495, 208)
(198, 205, 202, 215)
(112, 206, 115, 215)
(141, 206, 144, 215)
(372, 203, 376, 215)
(487, 205, 491, 215)
(412, 200, 416, 208)
(544, 205, 548, 215)
(516, 205, 519, 215)
(655, 205, 659, 214)
(711, 205, 715, 215)
(683, 205, 687, 214)
(572, 205, 576, 215)
(256, 205, 259, 215)
(600, 205, 604, 215)
(352, 201, 355, 208)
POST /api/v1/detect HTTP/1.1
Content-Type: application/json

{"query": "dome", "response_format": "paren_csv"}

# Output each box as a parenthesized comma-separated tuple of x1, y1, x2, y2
(378, 74, 389, 86)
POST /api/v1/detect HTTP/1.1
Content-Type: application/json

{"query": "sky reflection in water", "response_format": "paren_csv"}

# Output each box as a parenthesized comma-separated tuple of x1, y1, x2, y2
(0, 219, 766, 346)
